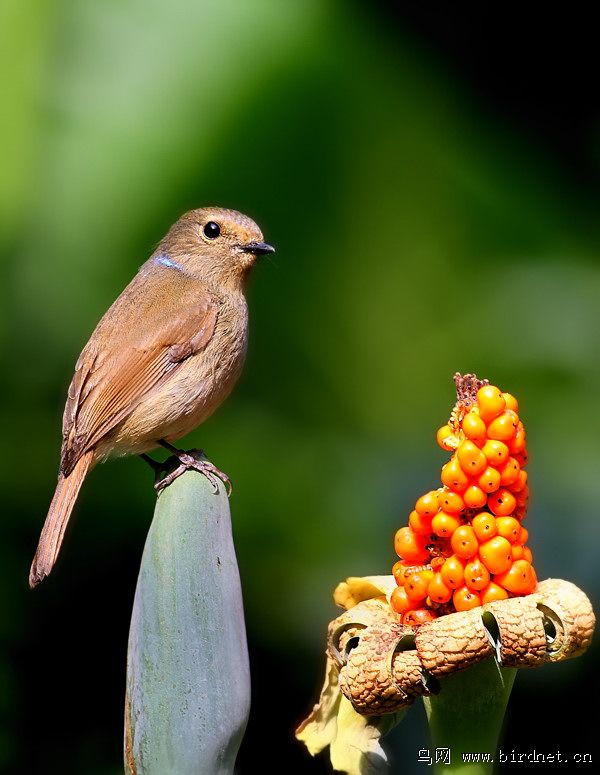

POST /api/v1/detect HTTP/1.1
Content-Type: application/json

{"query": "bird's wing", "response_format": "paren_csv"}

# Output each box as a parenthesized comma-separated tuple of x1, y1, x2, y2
(60, 269, 220, 475)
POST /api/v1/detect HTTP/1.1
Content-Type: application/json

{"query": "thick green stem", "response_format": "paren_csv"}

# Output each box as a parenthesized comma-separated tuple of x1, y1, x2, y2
(124, 468, 250, 774)
(422, 659, 516, 775)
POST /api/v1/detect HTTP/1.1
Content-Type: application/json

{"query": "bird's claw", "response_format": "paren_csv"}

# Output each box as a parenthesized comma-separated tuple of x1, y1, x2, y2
(153, 448, 233, 497)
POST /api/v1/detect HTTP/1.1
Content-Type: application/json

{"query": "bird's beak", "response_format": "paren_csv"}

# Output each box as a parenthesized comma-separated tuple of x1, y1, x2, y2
(241, 241, 276, 255)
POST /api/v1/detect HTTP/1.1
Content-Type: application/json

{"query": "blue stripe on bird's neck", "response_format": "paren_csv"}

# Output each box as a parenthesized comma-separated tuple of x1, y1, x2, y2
(154, 253, 185, 272)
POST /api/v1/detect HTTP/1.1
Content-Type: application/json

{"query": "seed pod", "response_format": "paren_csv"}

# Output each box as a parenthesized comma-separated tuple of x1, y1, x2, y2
(327, 597, 398, 669)
(482, 597, 547, 667)
(338, 621, 432, 714)
(534, 578, 596, 662)
(414, 607, 492, 676)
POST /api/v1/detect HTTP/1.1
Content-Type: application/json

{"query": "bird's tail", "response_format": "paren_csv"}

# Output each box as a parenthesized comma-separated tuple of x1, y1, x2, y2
(29, 450, 94, 588)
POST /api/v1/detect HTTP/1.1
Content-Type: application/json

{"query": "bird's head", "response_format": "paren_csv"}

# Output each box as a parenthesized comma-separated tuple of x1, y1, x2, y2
(157, 207, 275, 290)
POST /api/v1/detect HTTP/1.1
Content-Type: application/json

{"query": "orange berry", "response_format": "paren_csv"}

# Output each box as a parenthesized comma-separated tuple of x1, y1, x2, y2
(464, 558, 491, 591)
(405, 569, 435, 601)
(516, 501, 527, 515)
(409, 509, 433, 536)
(482, 439, 510, 467)
(437, 424, 457, 451)
(463, 484, 487, 509)
(457, 440, 487, 476)
(395, 527, 430, 563)
(472, 512, 497, 542)
(523, 546, 533, 563)
(508, 423, 526, 454)
(479, 535, 513, 574)
(403, 608, 437, 627)
(515, 488, 529, 509)
(511, 544, 525, 560)
(431, 555, 445, 571)
(513, 450, 529, 468)
(431, 511, 462, 538)
(480, 582, 509, 604)
(428, 572, 452, 603)
(440, 555, 465, 589)
(461, 412, 487, 446)
(502, 392, 519, 413)
(495, 516, 521, 543)
(441, 457, 469, 492)
(511, 470, 528, 493)
(487, 488, 517, 516)
(494, 559, 537, 595)
(518, 526, 529, 543)
(476, 385, 506, 422)
(453, 586, 481, 611)
(401, 566, 418, 585)
(391, 586, 418, 614)
(437, 490, 465, 514)
(392, 560, 406, 585)
(486, 410, 519, 442)
(451, 525, 479, 559)
(415, 490, 440, 517)
(499, 457, 521, 487)
(514, 449, 529, 468)
(478, 466, 501, 493)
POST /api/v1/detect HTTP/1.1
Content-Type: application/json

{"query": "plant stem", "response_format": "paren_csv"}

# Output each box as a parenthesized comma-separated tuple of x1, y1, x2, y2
(124, 468, 250, 774)
(422, 658, 516, 775)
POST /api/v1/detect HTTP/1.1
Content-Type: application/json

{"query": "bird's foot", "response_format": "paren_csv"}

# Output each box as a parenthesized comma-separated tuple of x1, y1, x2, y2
(153, 442, 232, 496)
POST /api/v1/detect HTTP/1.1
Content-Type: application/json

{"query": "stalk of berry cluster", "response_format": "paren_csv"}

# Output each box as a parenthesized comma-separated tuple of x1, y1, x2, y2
(423, 658, 517, 775)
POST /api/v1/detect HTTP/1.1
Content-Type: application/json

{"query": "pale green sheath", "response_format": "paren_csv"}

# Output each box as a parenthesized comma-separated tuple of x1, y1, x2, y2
(125, 469, 250, 774)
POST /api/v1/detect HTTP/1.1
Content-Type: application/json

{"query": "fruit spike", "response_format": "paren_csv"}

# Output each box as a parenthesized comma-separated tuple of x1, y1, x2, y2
(391, 374, 535, 624)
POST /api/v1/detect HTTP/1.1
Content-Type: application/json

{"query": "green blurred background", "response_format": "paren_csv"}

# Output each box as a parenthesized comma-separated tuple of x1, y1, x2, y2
(1, 1, 598, 772)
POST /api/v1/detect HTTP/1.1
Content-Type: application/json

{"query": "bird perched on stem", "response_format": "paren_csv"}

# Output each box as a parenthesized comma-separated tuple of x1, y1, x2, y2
(29, 207, 274, 588)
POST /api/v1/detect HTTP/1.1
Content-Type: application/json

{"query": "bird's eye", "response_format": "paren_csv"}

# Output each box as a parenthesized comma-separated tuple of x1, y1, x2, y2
(203, 221, 221, 239)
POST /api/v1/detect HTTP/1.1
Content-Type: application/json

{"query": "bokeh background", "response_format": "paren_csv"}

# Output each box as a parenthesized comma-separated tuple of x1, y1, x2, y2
(1, 2, 599, 772)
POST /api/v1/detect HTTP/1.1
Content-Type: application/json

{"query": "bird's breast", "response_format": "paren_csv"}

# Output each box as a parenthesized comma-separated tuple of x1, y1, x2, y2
(104, 297, 248, 456)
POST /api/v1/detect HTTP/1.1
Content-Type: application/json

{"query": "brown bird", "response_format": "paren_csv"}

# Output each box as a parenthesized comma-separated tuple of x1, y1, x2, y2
(29, 207, 274, 588)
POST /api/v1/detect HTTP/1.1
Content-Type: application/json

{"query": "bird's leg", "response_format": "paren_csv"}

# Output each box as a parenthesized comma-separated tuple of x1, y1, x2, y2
(154, 440, 233, 496)
(139, 452, 178, 487)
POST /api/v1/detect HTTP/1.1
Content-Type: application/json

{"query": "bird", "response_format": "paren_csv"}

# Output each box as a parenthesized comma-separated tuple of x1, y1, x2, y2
(29, 207, 274, 588)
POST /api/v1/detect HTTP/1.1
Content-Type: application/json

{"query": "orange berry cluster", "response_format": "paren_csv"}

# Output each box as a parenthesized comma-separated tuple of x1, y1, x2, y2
(391, 374, 535, 627)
